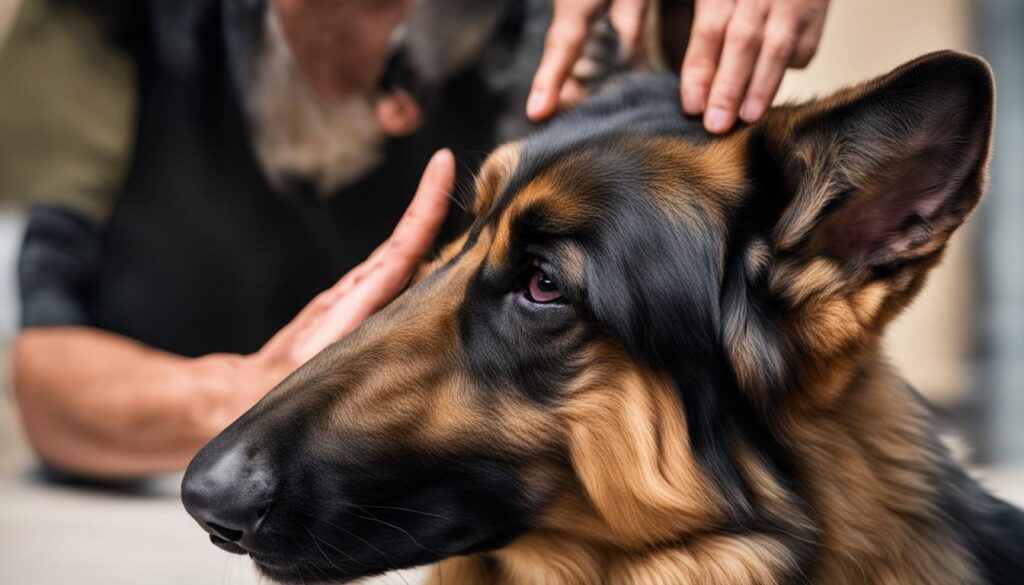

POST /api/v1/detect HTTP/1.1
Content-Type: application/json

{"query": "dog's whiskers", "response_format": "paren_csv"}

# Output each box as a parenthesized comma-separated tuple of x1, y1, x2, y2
(347, 503, 442, 556)
(308, 562, 344, 585)
(300, 528, 357, 581)
(298, 510, 411, 585)
(297, 526, 368, 570)
(446, 191, 468, 213)
(451, 174, 477, 213)
(292, 498, 455, 522)
(357, 504, 454, 522)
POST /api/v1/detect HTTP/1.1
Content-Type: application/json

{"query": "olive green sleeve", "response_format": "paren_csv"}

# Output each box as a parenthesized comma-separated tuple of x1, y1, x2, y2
(0, 0, 136, 224)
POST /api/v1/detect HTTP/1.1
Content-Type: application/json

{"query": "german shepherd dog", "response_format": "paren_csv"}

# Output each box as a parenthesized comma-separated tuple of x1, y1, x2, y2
(183, 51, 1024, 584)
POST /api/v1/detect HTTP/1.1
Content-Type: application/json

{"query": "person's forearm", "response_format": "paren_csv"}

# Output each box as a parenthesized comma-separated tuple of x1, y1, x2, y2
(11, 328, 270, 478)
(9, 150, 454, 480)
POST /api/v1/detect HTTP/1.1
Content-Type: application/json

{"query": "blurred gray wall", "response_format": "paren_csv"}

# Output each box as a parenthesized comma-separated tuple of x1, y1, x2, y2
(0, 210, 23, 341)
(980, 0, 1024, 463)
(1, 2, 23, 343)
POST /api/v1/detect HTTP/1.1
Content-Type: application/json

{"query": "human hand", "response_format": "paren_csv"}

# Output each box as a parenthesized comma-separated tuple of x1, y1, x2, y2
(682, 0, 829, 133)
(252, 148, 455, 382)
(528, 0, 829, 134)
(527, 0, 649, 122)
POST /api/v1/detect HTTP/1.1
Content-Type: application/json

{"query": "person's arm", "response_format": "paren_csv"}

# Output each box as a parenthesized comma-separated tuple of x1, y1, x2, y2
(12, 328, 264, 477)
(12, 149, 454, 479)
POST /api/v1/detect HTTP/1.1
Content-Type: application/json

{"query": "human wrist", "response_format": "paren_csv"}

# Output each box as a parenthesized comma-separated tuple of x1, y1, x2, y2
(185, 353, 263, 441)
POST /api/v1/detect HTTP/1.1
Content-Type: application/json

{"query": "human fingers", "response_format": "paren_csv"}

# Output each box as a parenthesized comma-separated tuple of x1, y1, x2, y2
(608, 0, 649, 60)
(276, 149, 454, 365)
(791, 0, 829, 68)
(703, 0, 768, 133)
(298, 148, 455, 356)
(737, 6, 798, 123)
(527, 0, 605, 121)
(680, 0, 735, 115)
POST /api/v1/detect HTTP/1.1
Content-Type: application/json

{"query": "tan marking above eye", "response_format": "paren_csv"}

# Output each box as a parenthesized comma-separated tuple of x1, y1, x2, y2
(483, 168, 590, 273)
(471, 134, 758, 315)
(473, 142, 522, 216)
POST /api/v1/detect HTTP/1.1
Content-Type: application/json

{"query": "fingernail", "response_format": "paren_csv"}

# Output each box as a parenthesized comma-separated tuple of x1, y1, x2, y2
(739, 96, 765, 122)
(425, 148, 452, 180)
(432, 148, 453, 166)
(705, 107, 732, 133)
(526, 89, 547, 118)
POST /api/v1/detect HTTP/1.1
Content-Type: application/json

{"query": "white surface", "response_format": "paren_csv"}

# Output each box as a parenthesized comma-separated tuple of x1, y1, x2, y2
(0, 210, 24, 341)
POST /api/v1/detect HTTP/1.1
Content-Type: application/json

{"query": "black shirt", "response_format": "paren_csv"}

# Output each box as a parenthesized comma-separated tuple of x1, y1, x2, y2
(17, 0, 540, 356)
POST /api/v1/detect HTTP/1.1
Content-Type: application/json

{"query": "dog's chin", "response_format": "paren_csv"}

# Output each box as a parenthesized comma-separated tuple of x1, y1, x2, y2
(250, 558, 304, 584)
(250, 554, 361, 585)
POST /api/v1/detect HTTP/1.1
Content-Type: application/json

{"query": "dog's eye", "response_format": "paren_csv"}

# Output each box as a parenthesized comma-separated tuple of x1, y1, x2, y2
(526, 268, 563, 303)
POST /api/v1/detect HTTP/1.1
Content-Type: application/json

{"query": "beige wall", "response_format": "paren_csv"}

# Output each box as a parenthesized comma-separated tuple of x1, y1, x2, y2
(778, 0, 975, 404)
(0, 0, 17, 43)
(0, 1, 18, 48)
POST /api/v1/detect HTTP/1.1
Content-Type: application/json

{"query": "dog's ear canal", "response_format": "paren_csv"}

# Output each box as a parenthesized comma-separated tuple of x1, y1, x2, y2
(770, 51, 994, 267)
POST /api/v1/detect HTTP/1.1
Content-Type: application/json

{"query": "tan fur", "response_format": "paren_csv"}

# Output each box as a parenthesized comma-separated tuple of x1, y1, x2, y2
(473, 142, 522, 215)
(563, 347, 725, 545)
(781, 359, 978, 585)
(410, 341, 811, 585)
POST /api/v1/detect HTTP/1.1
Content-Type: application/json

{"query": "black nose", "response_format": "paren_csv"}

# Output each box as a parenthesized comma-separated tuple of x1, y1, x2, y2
(182, 442, 276, 554)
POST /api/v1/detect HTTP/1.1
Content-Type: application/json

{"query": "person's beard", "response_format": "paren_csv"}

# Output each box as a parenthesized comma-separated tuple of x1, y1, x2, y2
(224, 0, 514, 196)
(239, 7, 386, 197)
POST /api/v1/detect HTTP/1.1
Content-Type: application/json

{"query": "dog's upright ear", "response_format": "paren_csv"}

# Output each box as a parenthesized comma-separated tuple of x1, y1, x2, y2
(768, 50, 994, 269)
(727, 51, 994, 405)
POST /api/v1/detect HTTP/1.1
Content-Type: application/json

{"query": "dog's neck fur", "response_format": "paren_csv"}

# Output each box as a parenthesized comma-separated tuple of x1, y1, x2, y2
(780, 351, 979, 585)
(428, 348, 1003, 585)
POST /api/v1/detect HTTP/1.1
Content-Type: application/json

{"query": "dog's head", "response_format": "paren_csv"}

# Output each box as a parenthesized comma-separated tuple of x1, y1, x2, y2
(183, 51, 993, 583)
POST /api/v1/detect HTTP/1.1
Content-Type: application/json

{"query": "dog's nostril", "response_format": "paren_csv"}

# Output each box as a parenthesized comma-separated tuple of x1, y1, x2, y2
(206, 521, 244, 543)
(208, 533, 247, 556)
